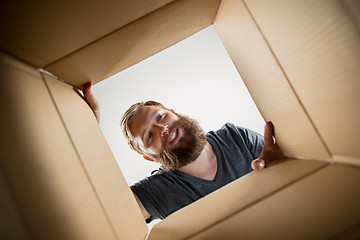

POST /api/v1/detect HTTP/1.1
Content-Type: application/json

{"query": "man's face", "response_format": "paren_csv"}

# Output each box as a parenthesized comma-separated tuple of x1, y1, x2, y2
(128, 105, 206, 170)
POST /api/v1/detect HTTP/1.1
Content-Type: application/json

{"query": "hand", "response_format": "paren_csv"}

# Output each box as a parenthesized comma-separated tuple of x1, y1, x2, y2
(251, 121, 284, 171)
(82, 82, 100, 123)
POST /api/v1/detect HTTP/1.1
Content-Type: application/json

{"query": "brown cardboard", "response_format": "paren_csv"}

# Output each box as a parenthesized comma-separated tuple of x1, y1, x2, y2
(0, 0, 174, 67)
(214, 0, 331, 161)
(43, 73, 148, 239)
(342, 0, 360, 32)
(0, 168, 29, 239)
(187, 164, 360, 240)
(148, 158, 327, 240)
(1, 0, 360, 239)
(44, 0, 221, 87)
(245, 0, 360, 162)
(0, 53, 117, 239)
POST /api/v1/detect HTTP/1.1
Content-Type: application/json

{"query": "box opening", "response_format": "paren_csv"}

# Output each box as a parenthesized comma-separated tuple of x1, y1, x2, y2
(92, 25, 264, 187)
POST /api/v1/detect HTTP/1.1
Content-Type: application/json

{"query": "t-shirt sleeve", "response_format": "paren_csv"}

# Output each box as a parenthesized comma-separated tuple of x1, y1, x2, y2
(235, 125, 264, 159)
(130, 170, 191, 222)
(220, 123, 264, 159)
(130, 175, 165, 222)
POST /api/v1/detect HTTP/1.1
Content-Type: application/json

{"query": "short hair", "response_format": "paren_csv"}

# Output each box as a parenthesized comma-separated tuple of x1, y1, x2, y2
(120, 100, 166, 155)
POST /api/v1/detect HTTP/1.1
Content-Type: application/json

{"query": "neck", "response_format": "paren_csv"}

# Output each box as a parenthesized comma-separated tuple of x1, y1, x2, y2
(177, 141, 218, 181)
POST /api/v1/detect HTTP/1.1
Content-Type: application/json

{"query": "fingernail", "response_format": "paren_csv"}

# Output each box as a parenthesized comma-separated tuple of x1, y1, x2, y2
(259, 160, 265, 168)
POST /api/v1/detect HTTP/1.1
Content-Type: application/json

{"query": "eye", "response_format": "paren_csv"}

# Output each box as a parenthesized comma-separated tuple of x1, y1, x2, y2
(157, 113, 165, 122)
(147, 132, 152, 144)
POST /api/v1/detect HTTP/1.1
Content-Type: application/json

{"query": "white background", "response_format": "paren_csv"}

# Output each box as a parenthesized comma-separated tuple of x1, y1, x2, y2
(92, 26, 264, 187)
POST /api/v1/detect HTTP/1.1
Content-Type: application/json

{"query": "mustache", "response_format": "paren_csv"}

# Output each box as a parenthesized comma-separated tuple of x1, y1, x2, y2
(163, 116, 201, 150)
(154, 115, 206, 170)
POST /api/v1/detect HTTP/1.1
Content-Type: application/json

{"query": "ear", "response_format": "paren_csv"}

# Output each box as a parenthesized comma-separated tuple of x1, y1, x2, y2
(143, 156, 154, 162)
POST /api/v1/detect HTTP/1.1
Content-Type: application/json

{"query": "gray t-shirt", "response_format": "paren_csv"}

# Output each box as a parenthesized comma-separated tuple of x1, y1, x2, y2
(131, 123, 264, 222)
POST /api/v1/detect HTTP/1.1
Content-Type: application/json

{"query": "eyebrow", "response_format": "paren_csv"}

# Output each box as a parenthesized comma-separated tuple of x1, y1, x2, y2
(141, 109, 158, 145)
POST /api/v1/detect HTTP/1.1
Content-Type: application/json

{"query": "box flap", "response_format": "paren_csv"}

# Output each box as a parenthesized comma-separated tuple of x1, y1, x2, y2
(214, 0, 331, 161)
(43, 73, 148, 239)
(148, 159, 327, 240)
(343, 0, 360, 31)
(0, 53, 118, 239)
(0, 0, 174, 67)
(187, 163, 360, 239)
(245, 0, 360, 163)
(44, 0, 221, 87)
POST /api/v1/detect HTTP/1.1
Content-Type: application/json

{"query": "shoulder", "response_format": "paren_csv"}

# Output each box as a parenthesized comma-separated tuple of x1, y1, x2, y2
(130, 169, 175, 220)
(207, 123, 263, 146)
(207, 122, 249, 138)
(131, 168, 185, 198)
(131, 168, 173, 189)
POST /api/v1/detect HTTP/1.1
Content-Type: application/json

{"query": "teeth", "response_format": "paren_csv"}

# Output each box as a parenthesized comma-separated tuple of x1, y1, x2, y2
(170, 129, 177, 143)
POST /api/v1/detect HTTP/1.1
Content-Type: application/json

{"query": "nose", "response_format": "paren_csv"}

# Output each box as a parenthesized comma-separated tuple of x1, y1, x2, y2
(153, 124, 169, 137)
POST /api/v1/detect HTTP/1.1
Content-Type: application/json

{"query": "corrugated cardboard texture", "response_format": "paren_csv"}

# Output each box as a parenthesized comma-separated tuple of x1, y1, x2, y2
(0, 53, 117, 239)
(342, 0, 360, 31)
(43, 74, 148, 239)
(245, 0, 360, 163)
(0, 0, 174, 67)
(148, 159, 327, 240)
(0, 167, 29, 239)
(214, 0, 331, 161)
(188, 164, 360, 240)
(44, 0, 221, 87)
(2, 0, 360, 239)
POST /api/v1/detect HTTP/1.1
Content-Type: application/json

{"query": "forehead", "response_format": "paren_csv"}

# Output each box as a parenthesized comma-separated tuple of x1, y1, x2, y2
(128, 105, 162, 138)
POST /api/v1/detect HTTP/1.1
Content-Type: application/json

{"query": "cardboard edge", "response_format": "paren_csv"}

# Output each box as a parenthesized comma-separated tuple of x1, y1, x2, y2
(44, 0, 221, 87)
(187, 163, 360, 239)
(213, 0, 331, 160)
(332, 155, 360, 167)
(0, 53, 118, 239)
(242, 0, 333, 157)
(148, 158, 329, 240)
(42, 1, 177, 70)
(42, 73, 149, 239)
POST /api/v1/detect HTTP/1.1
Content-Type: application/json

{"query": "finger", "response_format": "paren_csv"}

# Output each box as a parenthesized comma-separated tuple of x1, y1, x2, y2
(87, 94, 99, 111)
(79, 82, 100, 123)
(251, 158, 265, 171)
(264, 121, 275, 145)
(83, 83, 98, 107)
(83, 82, 93, 96)
(83, 83, 99, 110)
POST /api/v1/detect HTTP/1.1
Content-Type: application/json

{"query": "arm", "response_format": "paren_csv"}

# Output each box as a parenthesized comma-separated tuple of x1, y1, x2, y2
(82, 83, 151, 220)
(251, 121, 284, 170)
(82, 82, 100, 123)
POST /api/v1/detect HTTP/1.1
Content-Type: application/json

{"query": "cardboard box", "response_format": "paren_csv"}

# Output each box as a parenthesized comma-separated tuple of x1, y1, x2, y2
(1, 0, 359, 239)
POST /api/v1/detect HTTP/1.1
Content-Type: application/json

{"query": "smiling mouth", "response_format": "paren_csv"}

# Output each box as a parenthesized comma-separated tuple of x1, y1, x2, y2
(169, 128, 178, 144)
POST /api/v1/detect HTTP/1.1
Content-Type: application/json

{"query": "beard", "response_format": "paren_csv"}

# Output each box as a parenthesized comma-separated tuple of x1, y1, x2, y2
(151, 114, 207, 171)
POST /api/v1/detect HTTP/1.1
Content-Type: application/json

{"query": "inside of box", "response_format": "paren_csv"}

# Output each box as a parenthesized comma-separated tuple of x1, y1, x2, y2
(215, 0, 360, 165)
(0, 0, 221, 87)
(2, 0, 358, 166)
(93, 25, 265, 187)
(1, 0, 360, 239)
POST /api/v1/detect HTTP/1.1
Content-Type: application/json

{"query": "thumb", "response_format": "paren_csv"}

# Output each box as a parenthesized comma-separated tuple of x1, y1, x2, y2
(83, 82, 93, 97)
(251, 158, 265, 171)
(264, 121, 275, 145)
(82, 82, 100, 123)
(83, 82, 98, 109)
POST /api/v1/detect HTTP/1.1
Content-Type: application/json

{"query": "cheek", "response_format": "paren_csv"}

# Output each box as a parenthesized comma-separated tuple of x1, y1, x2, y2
(149, 142, 163, 154)
(135, 137, 156, 155)
(168, 116, 179, 127)
(146, 148, 158, 156)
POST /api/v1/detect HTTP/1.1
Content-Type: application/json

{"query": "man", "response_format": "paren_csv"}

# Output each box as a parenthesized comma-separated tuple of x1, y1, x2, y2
(82, 82, 284, 223)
